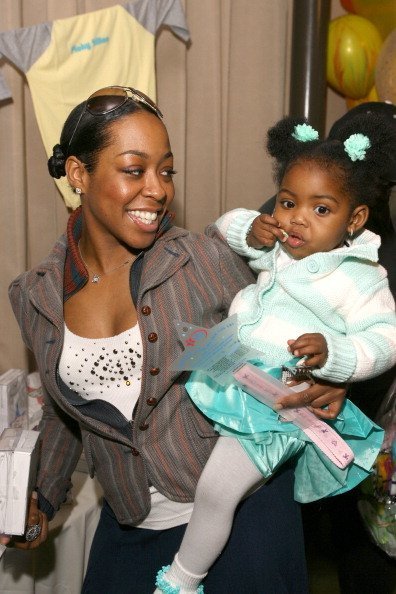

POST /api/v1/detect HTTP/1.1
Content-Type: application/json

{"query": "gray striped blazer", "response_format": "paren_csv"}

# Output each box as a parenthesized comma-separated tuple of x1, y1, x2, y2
(9, 224, 255, 525)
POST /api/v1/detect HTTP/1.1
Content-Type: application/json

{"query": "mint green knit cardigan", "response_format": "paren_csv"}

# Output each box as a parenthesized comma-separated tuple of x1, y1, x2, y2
(216, 208, 396, 383)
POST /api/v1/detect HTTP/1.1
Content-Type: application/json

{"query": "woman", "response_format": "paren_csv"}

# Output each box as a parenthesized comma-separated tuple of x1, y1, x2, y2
(3, 86, 345, 593)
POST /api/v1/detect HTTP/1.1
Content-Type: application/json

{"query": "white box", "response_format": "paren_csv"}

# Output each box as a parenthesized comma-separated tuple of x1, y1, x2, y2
(0, 428, 40, 535)
(0, 369, 28, 433)
(26, 371, 44, 430)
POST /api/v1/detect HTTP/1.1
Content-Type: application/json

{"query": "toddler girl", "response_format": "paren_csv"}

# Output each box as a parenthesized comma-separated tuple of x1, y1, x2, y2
(154, 113, 396, 594)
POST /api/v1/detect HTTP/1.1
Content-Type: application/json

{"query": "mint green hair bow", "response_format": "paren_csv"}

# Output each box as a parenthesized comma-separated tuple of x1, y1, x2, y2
(292, 123, 319, 142)
(344, 133, 371, 162)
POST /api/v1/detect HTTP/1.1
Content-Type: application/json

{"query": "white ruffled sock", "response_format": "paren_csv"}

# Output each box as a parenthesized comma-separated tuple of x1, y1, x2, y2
(154, 553, 207, 593)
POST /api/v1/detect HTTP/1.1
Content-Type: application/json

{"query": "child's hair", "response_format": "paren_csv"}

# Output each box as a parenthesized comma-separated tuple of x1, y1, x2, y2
(267, 114, 396, 235)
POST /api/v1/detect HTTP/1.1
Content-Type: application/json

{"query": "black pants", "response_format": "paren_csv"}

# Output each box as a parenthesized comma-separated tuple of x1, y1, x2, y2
(304, 491, 396, 594)
(82, 466, 308, 594)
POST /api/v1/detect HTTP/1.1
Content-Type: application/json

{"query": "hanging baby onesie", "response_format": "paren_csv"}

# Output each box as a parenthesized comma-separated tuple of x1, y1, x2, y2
(0, 0, 189, 208)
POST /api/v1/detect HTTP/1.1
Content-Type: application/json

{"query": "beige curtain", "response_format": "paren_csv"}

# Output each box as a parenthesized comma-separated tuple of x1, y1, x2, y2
(0, 0, 346, 372)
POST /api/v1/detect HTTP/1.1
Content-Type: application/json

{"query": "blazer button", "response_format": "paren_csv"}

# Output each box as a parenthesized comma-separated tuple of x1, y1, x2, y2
(139, 422, 149, 431)
(148, 332, 158, 343)
(131, 447, 140, 456)
(141, 306, 151, 315)
(147, 397, 158, 406)
(150, 367, 160, 376)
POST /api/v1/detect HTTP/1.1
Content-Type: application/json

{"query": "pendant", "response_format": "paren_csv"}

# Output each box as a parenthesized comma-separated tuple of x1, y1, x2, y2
(92, 274, 100, 284)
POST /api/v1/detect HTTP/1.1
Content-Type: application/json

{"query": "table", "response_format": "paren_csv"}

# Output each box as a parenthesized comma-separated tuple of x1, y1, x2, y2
(0, 471, 103, 593)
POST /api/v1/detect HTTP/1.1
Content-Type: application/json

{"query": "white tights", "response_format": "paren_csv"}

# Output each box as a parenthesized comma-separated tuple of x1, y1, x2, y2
(179, 436, 264, 574)
(154, 437, 264, 593)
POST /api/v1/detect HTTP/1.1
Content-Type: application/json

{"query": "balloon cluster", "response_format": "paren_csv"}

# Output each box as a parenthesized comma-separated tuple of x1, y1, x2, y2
(327, 1, 396, 109)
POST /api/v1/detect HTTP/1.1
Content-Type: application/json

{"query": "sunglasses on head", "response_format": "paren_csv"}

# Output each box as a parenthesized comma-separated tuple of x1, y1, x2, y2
(66, 86, 163, 156)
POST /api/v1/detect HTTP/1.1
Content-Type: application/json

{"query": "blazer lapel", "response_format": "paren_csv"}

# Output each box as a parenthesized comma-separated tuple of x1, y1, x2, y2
(28, 267, 64, 330)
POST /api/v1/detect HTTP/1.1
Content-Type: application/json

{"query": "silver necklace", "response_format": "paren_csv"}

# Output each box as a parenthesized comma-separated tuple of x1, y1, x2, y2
(78, 241, 132, 284)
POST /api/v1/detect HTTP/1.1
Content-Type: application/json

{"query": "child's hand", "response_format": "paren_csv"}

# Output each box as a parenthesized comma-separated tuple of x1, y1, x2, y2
(287, 333, 328, 368)
(247, 214, 288, 249)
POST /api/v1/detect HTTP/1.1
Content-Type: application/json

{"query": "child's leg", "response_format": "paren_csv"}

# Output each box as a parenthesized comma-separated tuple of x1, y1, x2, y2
(179, 436, 264, 573)
(154, 436, 264, 593)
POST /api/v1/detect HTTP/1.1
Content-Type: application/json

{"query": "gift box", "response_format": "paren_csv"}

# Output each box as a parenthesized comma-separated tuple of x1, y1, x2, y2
(0, 369, 28, 433)
(26, 371, 44, 430)
(0, 428, 40, 535)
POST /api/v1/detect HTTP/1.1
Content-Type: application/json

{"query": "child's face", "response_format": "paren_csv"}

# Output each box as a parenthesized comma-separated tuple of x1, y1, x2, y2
(273, 162, 356, 260)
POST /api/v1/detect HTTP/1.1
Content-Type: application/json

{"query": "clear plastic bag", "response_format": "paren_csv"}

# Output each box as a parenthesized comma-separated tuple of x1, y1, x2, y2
(358, 378, 396, 558)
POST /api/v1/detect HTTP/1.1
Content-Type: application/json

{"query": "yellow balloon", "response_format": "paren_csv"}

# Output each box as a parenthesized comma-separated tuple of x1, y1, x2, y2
(375, 29, 396, 104)
(345, 85, 379, 110)
(346, 0, 396, 41)
(327, 15, 383, 99)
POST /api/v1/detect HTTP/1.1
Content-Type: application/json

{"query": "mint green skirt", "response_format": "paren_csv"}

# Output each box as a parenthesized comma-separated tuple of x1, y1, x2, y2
(186, 367, 384, 503)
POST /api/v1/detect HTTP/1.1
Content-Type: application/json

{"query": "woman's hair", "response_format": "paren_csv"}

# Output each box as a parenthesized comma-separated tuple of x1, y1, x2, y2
(267, 113, 396, 237)
(47, 97, 158, 179)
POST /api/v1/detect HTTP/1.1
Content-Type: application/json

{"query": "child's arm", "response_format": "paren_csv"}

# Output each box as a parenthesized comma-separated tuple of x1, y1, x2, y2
(215, 208, 286, 263)
(283, 334, 353, 419)
(307, 273, 396, 383)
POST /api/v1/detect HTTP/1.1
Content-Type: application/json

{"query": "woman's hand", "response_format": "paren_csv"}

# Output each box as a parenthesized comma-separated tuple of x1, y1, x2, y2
(247, 214, 288, 249)
(275, 379, 347, 420)
(0, 491, 48, 550)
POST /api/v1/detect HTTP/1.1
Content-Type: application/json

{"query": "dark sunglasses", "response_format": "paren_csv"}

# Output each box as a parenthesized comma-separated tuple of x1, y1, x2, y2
(66, 86, 163, 156)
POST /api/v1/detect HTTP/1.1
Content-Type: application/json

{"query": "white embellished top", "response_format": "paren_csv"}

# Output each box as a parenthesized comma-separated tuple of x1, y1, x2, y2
(59, 323, 193, 529)
(59, 324, 143, 420)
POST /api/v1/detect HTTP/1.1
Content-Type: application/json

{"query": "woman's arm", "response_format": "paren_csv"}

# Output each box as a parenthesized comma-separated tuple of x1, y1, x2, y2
(276, 379, 347, 420)
(9, 274, 83, 519)
(36, 389, 83, 516)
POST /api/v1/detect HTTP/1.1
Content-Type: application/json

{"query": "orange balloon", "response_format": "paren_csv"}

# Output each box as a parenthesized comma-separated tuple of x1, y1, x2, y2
(375, 29, 396, 104)
(340, 0, 356, 13)
(345, 85, 379, 110)
(342, 0, 396, 41)
(327, 15, 383, 99)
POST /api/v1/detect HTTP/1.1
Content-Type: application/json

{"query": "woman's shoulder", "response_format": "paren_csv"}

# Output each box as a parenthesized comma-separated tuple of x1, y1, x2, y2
(163, 222, 234, 246)
(158, 223, 255, 281)
(159, 223, 225, 253)
(162, 223, 251, 261)
(9, 234, 67, 294)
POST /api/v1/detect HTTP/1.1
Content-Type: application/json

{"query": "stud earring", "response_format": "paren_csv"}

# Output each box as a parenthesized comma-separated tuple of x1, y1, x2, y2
(75, 188, 82, 195)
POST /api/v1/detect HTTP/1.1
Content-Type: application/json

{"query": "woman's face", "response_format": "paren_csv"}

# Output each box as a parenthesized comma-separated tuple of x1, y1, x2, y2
(273, 162, 356, 259)
(80, 111, 175, 250)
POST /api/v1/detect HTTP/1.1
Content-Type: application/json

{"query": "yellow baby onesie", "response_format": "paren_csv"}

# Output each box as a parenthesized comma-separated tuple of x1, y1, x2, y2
(0, 1, 189, 207)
